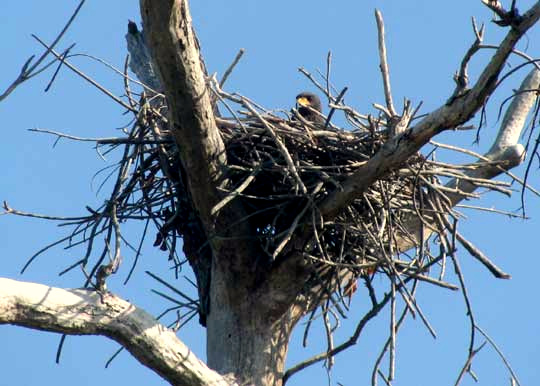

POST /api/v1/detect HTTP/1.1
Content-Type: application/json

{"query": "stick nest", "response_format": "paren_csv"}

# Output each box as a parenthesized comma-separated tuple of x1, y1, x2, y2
(216, 112, 428, 274)
(29, 90, 510, 298)
(128, 91, 511, 291)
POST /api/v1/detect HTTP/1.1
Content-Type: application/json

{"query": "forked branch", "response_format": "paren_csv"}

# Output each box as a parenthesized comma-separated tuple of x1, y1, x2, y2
(319, 2, 540, 220)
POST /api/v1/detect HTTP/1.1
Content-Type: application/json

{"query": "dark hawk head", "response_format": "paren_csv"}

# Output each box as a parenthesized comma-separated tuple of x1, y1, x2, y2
(296, 92, 323, 123)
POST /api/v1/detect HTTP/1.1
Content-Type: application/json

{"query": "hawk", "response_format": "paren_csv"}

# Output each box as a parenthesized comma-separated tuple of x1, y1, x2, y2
(296, 92, 324, 124)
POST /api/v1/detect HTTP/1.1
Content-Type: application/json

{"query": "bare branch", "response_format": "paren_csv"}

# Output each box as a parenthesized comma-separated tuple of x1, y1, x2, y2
(220, 48, 245, 88)
(28, 128, 172, 145)
(139, 0, 225, 228)
(0, 1, 86, 102)
(481, 0, 522, 27)
(475, 326, 522, 386)
(0, 277, 232, 386)
(319, 3, 540, 220)
(31, 35, 137, 113)
(451, 18, 485, 99)
(454, 229, 511, 279)
(442, 70, 540, 208)
(494, 69, 540, 151)
(375, 10, 396, 117)
(371, 73, 539, 259)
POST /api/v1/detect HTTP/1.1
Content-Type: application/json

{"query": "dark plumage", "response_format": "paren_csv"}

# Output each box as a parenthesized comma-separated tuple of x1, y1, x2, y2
(296, 92, 324, 124)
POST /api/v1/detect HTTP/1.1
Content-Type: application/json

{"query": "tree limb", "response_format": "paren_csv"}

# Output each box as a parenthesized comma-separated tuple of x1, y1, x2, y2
(375, 9, 396, 117)
(269, 16, 540, 320)
(0, 277, 233, 386)
(138, 1, 263, 329)
(319, 3, 540, 220)
(395, 68, 540, 254)
(139, 0, 225, 229)
(138, 0, 259, 270)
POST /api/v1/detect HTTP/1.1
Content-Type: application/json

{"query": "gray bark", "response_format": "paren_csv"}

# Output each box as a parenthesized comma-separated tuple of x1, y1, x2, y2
(207, 300, 298, 385)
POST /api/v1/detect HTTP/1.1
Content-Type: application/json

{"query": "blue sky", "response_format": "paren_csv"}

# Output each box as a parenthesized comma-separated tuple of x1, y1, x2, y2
(2, 1, 540, 385)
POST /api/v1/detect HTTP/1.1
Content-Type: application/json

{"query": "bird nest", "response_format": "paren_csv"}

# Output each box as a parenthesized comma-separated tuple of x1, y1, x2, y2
(21, 88, 510, 297)
(216, 110, 428, 274)
(118, 88, 513, 296)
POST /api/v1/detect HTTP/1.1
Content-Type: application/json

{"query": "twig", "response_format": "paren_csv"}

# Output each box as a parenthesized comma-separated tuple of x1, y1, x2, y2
(431, 140, 540, 197)
(324, 87, 348, 128)
(241, 98, 307, 194)
(449, 220, 480, 386)
(211, 166, 260, 215)
(220, 48, 245, 88)
(455, 204, 527, 219)
(455, 230, 511, 279)
(375, 9, 396, 117)
(0, 0, 86, 102)
(325, 51, 332, 101)
(407, 273, 459, 290)
(3, 201, 92, 221)
(481, 0, 522, 27)
(298, 67, 330, 98)
(322, 304, 335, 370)
(283, 255, 448, 384)
(371, 281, 420, 386)
(31, 35, 137, 113)
(283, 291, 390, 384)
(389, 278, 396, 380)
(73, 52, 163, 96)
(451, 18, 484, 99)
(44, 43, 76, 92)
(28, 128, 171, 145)
(96, 203, 123, 291)
(475, 326, 521, 386)
(272, 184, 322, 259)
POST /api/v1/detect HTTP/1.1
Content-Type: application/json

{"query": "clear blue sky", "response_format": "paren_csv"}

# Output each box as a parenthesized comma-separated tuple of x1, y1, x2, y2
(2, 1, 540, 385)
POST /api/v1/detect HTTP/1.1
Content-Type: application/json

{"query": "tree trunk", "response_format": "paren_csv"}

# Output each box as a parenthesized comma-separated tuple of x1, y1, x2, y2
(206, 263, 299, 386)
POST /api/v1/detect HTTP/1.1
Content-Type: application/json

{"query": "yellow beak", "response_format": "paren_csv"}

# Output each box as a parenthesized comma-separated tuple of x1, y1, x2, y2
(296, 96, 310, 107)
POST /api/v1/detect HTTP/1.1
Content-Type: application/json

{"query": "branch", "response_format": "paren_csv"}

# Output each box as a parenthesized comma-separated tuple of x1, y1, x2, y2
(31, 35, 137, 113)
(395, 68, 540, 255)
(441, 68, 540, 206)
(0, 1, 86, 102)
(220, 49, 245, 88)
(270, 19, 540, 322)
(319, 3, 540, 220)
(138, 1, 259, 310)
(0, 277, 232, 386)
(451, 18, 485, 99)
(139, 0, 225, 229)
(481, 0, 521, 27)
(375, 9, 396, 117)
(491, 68, 540, 151)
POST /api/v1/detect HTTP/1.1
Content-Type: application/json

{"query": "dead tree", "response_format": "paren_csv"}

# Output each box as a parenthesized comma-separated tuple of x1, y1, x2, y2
(2, 1, 540, 385)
